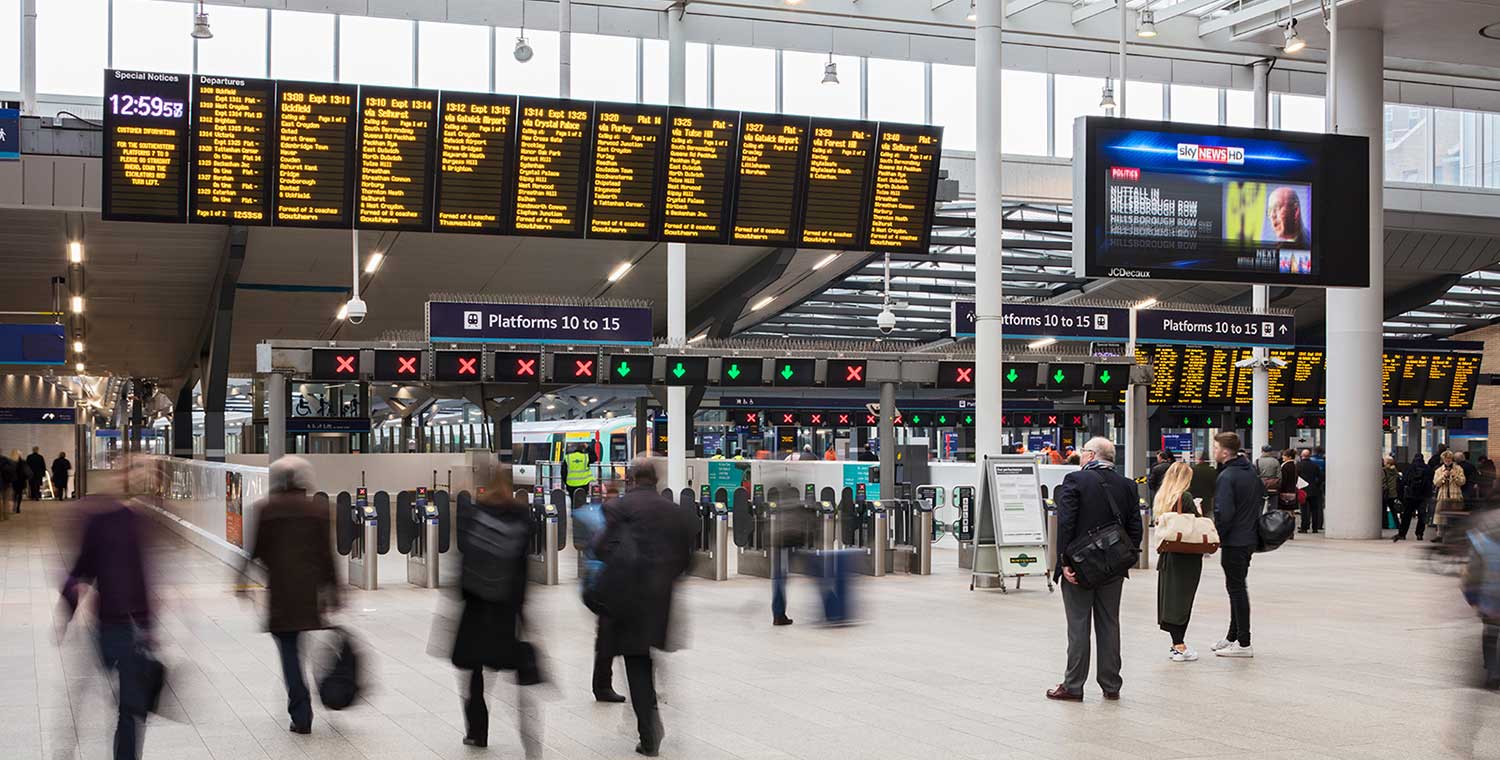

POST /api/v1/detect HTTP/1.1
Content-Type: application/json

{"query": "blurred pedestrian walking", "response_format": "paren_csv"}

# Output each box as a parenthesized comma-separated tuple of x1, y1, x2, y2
(52, 451, 72, 500)
(9, 449, 29, 513)
(26, 446, 46, 500)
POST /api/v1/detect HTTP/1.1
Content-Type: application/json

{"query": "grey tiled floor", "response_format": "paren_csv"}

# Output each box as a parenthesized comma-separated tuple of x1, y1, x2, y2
(4, 499, 1499, 759)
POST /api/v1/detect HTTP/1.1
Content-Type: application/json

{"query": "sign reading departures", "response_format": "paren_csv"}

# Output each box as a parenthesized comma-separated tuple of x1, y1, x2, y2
(103, 70, 943, 252)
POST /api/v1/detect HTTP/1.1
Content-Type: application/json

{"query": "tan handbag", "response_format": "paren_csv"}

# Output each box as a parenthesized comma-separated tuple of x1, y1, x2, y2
(1156, 497, 1220, 555)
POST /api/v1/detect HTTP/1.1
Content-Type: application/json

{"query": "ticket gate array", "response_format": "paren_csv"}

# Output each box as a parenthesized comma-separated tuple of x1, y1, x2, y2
(689, 486, 731, 581)
(886, 495, 935, 575)
(332, 489, 388, 590)
(395, 487, 451, 588)
(333, 486, 452, 590)
(838, 486, 890, 577)
(735, 484, 773, 578)
(517, 487, 569, 586)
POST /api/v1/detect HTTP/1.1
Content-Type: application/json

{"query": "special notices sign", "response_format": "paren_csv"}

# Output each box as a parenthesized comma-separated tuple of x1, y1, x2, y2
(428, 302, 653, 346)
(103, 70, 190, 222)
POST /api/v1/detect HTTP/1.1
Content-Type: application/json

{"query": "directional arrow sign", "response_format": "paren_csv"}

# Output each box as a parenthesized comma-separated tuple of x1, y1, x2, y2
(1053, 369, 1066, 384)
(1097, 369, 1111, 385)
(1006, 368, 1019, 383)
(673, 363, 686, 379)
(1045, 362, 1084, 390)
(717, 357, 762, 386)
(780, 365, 794, 380)
(617, 362, 631, 377)
(664, 356, 707, 386)
(727, 364, 741, 379)
(772, 358, 816, 386)
(1134, 308, 1295, 348)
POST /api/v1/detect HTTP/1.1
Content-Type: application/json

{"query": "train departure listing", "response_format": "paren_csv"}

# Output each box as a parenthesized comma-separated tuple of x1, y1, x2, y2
(589, 105, 666, 240)
(103, 69, 190, 223)
(357, 87, 436, 230)
(190, 76, 272, 223)
(801, 120, 875, 249)
(512, 98, 592, 237)
(275, 82, 356, 227)
(662, 108, 736, 242)
(867, 124, 942, 252)
(730, 114, 808, 245)
(435, 93, 515, 234)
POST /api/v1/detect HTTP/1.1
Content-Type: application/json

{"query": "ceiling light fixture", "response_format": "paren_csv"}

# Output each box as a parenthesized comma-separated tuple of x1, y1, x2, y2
(967, 0, 976, 23)
(821, 53, 839, 85)
(1283, 17, 1306, 53)
(751, 296, 775, 312)
(73, 340, 84, 353)
(689, 332, 707, 344)
(607, 261, 633, 282)
(1133, 296, 1159, 310)
(784, 0, 803, 5)
(191, 0, 212, 39)
(1136, 8, 1157, 38)
(1028, 337, 1057, 349)
(1099, 79, 1116, 111)
(364, 252, 384, 273)
(70, 296, 83, 314)
(68, 241, 83, 263)
(75, 361, 85, 373)
(1481, 22, 1500, 40)
(812, 253, 839, 270)
(336, 302, 348, 320)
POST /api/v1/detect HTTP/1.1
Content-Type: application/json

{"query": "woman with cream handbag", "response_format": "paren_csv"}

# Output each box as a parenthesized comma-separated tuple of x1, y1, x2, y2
(1153, 462, 1220, 662)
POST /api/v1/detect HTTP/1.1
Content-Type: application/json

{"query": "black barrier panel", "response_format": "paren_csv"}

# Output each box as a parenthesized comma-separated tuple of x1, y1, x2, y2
(663, 488, 674, 500)
(550, 489, 568, 551)
(714, 487, 728, 505)
(374, 491, 392, 553)
(820, 486, 835, 505)
(396, 491, 416, 555)
(436, 490, 452, 553)
(732, 488, 753, 548)
(335, 491, 354, 556)
(457, 490, 474, 550)
(766, 486, 780, 505)
(839, 487, 856, 546)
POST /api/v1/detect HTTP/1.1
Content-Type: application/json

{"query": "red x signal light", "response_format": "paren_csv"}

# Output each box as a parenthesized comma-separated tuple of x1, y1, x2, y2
(396, 356, 417, 374)
(1046, 414, 1059, 426)
(457, 357, 479, 376)
(574, 359, 594, 378)
(837, 413, 850, 425)
(334, 354, 356, 374)
(865, 413, 878, 425)
(515, 358, 536, 376)
(810, 413, 824, 425)
(744, 412, 758, 424)
(781, 413, 796, 425)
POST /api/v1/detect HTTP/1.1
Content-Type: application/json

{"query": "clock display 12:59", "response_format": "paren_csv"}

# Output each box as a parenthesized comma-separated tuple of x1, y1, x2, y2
(109, 93, 185, 119)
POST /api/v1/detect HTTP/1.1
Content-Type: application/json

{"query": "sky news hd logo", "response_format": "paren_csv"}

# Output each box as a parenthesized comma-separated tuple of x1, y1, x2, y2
(463, 311, 483, 330)
(1177, 143, 1245, 165)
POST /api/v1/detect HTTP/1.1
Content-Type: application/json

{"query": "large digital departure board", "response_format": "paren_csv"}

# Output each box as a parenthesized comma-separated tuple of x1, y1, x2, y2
(589, 104, 666, 240)
(356, 87, 436, 230)
(434, 92, 514, 234)
(512, 98, 592, 237)
(867, 123, 943, 253)
(274, 81, 356, 227)
(801, 119, 875, 249)
(190, 75, 272, 224)
(730, 113, 808, 245)
(662, 108, 736, 243)
(103, 70, 190, 223)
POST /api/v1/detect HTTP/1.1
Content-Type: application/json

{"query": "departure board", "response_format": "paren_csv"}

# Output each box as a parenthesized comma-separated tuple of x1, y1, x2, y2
(662, 108, 736, 242)
(1449, 355, 1481, 410)
(1263, 349, 1295, 406)
(730, 113, 808, 245)
(867, 123, 942, 253)
(1288, 349, 1325, 407)
(801, 119, 876, 249)
(274, 81, 357, 227)
(356, 87, 436, 230)
(434, 92, 515, 234)
(1395, 353, 1429, 408)
(512, 98, 592, 237)
(103, 69, 190, 223)
(1421, 354, 1458, 411)
(1204, 348, 1241, 403)
(588, 104, 667, 240)
(190, 76, 272, 223)
(1381, 352, 1403, 408)
(1144, 346, 1180, 405)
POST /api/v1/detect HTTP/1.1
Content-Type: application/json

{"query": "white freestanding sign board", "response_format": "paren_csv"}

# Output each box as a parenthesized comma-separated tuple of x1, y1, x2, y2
(971, 454, 1052, 592)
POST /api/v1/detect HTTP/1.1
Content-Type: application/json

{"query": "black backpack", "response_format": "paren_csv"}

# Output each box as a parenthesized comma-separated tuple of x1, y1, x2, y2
(588, 520, 649, 619)
(316, 628, 361, 710)
(460, 507, 529, 604)
(1063, 471, 1139, 589)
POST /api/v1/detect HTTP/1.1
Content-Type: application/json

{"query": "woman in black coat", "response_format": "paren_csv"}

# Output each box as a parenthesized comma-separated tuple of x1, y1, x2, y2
(1153, 462, 1204, 661)
(1395, 454, 1431, 542)
(451, 465, 540, 750)
(8, 450, 29, 514)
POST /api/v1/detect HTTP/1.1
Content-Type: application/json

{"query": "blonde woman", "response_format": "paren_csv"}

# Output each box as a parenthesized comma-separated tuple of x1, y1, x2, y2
(1434, 450, 1468, 539)
(1153, 462, 1202, 662)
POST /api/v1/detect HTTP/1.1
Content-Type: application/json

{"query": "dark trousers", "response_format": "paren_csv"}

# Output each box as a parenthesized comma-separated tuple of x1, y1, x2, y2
(28, 477, 41, 500)
(11, 487, 20, 513)
(272, 631, 312, 730)
(623, 654, 660, 749)
(54, 475, 68, 499)
(97, 623, 145, 760)
(771, 547, 790, 620)
(463, 669, 488, 743)
(1484, 623, 1500, 686)
(1397, 497, 1428, 539)
(592, 620, 616, 695)
(1061, 577, 1124, 695)
(1300, 487, 1324, 531)
(1222, 547, 1253, 647)
(1162, 621, 1187, 646)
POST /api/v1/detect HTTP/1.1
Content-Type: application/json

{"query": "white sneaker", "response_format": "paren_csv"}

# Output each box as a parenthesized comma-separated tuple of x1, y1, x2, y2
(1170, 647, 1199, 662)
(1215, 643, 1254, 658)
(1210, 638, 1233, 652)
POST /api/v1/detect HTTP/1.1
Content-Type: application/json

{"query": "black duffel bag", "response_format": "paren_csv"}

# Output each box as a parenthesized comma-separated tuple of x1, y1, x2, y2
(1064, 472, 1140, 589)
(316, 627, 362, 710)
(1257, 506, 1296, 552)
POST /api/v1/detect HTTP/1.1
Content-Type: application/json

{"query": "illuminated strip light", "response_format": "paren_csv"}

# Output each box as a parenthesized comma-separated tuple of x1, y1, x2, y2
(1113, 144, 1301, 162)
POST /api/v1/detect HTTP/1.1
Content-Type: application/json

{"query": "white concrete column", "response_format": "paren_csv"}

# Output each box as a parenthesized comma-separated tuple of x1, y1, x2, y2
(666, 3, 687, 492)
(559, 0, 571, 98)
(1251, 59, 1271, 456)
(267, 372, 286, 463)
(1324, 26, 1384, 539)
(974, 0, 1004, 477)
(21, 0, 36, 115)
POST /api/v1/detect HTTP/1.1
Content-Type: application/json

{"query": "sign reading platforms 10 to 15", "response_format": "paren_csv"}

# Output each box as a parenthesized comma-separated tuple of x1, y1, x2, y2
(1073, 117, 1370, 288)
(428, 302, 653, 346)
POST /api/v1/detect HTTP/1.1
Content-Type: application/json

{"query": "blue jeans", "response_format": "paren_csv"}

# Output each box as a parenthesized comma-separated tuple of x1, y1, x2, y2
(821, 550, 852, 623)
(97, 623, 145, 760)
(771, 548, 791, 620)
(272, 631, 312, 729)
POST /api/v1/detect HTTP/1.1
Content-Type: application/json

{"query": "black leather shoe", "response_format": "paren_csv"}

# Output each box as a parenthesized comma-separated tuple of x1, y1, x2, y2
(463, 736, 487, 747)
(635, 742, 660, 757)
(289, 723, 311, 735)
(773, 616, 794, 626)
(594, 690, 626, 703)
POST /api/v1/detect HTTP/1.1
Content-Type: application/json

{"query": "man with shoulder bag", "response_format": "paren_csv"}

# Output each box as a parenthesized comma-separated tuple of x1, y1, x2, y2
(1211, 433, 1263, 658)
(1047, 437, 1143, 703)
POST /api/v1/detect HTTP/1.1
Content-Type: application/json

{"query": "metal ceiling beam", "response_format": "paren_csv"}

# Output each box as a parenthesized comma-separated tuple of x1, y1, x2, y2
(742, 324, 939, 340)
(1007, 0, 1050, 16)
(1073, 0, 1118, 25)
(686, 246, 797, 340)
(1198, 0, 1338, 38)
(1156, 0, 1235, 22)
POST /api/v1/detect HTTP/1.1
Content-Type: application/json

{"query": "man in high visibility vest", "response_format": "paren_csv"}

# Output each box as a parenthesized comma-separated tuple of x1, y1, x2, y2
(565, 444, 594, 492)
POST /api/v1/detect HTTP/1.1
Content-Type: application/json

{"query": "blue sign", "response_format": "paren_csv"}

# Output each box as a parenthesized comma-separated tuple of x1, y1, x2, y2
(286, 417, 372, 434)
(0, 324, 66, 365)
(0, 108, 17, 160)
(950, 301, 1129, 341)
(1136, 308, 1294, 348)
(429, 301, 653, 346)
(0, 407, 76, 424)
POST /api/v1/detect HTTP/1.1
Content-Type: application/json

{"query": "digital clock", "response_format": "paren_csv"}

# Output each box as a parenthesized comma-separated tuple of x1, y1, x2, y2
(108, 93, 186, 119)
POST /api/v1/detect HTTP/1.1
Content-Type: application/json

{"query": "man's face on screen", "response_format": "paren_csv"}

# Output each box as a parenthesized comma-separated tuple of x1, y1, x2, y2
(1269, 187, 1302, 241)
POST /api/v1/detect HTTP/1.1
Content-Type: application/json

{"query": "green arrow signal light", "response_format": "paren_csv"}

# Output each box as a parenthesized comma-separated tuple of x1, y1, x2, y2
(911, 415, 921, 424)
(616, 361, 632, 378)
(965, 415, 974, 425)
(726, 363, 741, 380)
(781, 364, 795, 380)
(1053, 369, 1066, 384)
(1183, 417, 1191, 426)
(672, 362, 686, 379)
(1005, 368, 1018, 383)
(1098, 370, 1111, 384)
(938, 415, 947, 424)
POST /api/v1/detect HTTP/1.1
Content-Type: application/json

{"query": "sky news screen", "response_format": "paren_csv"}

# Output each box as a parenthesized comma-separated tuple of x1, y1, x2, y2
(1074, 118, 1369, 287)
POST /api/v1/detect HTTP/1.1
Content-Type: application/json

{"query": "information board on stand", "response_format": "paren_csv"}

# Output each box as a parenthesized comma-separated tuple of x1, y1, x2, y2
(972, 455, 1050, 592)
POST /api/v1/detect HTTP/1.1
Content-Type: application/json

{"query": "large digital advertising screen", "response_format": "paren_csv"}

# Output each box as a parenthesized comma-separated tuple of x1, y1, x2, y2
(1073, 117, 1369, 287)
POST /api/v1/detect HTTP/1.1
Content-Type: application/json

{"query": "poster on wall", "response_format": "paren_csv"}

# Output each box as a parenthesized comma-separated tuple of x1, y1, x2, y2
(708, 460, 751, 501)
(225, 471, 244, 547)
(842, 463, 880, 501)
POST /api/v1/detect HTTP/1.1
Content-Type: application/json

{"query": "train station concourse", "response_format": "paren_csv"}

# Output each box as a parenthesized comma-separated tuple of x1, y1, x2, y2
(2, 0, 1500, 758)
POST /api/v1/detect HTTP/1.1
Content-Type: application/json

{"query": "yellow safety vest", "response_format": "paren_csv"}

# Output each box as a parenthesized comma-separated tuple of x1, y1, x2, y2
(565, 451, 592, 488)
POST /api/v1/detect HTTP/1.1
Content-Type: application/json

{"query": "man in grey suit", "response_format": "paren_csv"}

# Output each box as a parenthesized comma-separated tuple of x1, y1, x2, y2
(1047, 437, 1143, 702)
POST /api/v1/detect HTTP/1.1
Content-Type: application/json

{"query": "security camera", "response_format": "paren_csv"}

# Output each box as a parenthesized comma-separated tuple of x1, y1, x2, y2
(514, 36, 534, 63)
(345, 296, 367, 325)
(1234, 357, 1257, 369)
(1269, 356, 1288, 368)
(876, 308, 897, 335)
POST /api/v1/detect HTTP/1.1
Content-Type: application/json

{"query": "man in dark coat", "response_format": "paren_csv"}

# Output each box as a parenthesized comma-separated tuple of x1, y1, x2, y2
(1047, 437, 1143, 703)
(1213, 432, 1262, 658)
(594, 457, 696, 756)
(1146, 450, 1175, 502)
(1189, 452, 1219, 517)
(26, 446, 46, 500)
(1298, 448, 1324, 533)
(239, 456, 339, 735)
(52, 452, 72, 499)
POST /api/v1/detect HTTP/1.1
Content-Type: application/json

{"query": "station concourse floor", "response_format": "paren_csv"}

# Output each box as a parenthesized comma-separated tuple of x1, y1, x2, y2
(2, 500, 1498, 760)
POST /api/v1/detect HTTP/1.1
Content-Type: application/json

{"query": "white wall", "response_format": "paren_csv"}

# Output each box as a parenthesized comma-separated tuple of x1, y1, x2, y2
(227, 452, 477, 497)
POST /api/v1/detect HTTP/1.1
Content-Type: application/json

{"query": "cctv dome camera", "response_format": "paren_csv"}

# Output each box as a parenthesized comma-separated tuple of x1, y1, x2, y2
(345, 297, 367, 325)
(514, 36, 534, 63)
(876, 308, 897, 335)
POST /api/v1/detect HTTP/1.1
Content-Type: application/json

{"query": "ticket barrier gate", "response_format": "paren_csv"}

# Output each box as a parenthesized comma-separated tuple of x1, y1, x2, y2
(688, 486, 730, 581)
(396, 487, 451, 588)
(1045, 500, 1058, 578)
(887, 497, 935, 576)
(839, 487, 889, 577)
(735, 485, 773, 578)
(334, 488, 390, 590)
(953, 486, 977, 570)
(1137, 498, 1152, 571)
(525, 488, 564, 585)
